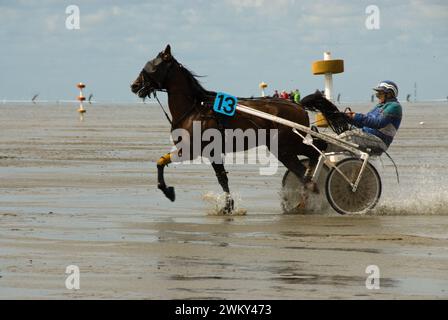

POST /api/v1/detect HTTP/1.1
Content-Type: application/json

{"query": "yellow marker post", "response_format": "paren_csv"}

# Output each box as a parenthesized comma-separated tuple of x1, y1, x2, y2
(312, 52, 344, 127)
(259, 82, 268, 97)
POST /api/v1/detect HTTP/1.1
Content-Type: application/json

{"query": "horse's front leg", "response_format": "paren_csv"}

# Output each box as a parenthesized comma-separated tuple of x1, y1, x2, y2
(157, 152, 175, 201)
(211, 162, 234, 214)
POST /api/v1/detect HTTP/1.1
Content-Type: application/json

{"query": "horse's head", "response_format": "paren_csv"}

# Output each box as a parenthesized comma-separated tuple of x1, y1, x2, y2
(300, 90, 350, 134)
(131, 44, 176, 98)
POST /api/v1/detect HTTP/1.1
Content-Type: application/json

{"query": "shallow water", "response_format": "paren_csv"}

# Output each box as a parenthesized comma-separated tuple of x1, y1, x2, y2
(1, 101, 447, 299)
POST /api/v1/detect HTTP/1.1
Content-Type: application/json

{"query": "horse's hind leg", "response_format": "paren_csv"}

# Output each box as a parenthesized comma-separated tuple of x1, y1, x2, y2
(277, 152, 319, 194)
(157, 152, 175, 201)
(211, 162, 234, 214)
(302, 144, 323, 183)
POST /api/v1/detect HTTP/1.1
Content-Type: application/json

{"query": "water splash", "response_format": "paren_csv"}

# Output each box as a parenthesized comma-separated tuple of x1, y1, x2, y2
(371, 186, 448, 216)
(202, 191, 247, 216)
(279, 188, 331, 215)
(369, 164, 448, 216)
(278, 164, 448, 216)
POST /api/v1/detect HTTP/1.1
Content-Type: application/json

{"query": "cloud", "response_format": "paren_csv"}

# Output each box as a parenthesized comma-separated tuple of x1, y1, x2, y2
(0, 0, 447, 100)
(225, 0, 269, 10)
(181, 8, 201, 26)
(83, 7, 118, 29)
(0, 6, 19, 20)
(44, 14, 60, 32)
(411, 0, 448, 20)
(225, 0, 294, 14)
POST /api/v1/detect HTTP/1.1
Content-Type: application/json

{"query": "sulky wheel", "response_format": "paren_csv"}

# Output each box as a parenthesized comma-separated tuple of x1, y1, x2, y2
(281, 159, 329, 213)
(325, 157, 381, 215)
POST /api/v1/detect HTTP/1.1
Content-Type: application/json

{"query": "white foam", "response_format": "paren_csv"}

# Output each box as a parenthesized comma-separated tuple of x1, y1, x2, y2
(279, 188, 332, 215)
(202, 191, 247, 216)
(371, 189, 448, 216)
(370, 166, 448, 216)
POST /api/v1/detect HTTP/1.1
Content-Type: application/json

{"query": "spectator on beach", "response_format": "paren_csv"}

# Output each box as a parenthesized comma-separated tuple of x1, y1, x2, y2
(289, 91, 295, 102)
(273, 90, 279, 98)
(293, 89, 301, 104)
(280, 90, 289, 100)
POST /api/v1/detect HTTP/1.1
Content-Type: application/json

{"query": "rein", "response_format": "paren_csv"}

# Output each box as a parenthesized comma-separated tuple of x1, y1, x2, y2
(153, 91, 173, 126)
(151, 89, 207, 130)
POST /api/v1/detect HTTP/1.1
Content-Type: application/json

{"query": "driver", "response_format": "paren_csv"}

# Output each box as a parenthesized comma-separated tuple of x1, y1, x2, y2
(343, 80, 402, 154)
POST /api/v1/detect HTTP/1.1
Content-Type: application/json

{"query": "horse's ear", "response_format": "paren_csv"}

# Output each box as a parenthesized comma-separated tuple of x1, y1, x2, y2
(162, 44, 172, 59)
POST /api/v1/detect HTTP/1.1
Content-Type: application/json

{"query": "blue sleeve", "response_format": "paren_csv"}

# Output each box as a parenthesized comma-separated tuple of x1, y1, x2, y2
(353, 108, 393, 129)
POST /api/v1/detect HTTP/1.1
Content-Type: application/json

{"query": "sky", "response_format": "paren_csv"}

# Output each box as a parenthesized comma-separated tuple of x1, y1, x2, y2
(0, 0, 447, 102)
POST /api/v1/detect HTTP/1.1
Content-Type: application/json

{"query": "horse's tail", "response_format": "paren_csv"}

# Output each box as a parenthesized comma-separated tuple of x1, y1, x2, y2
(300, 90, 351, 135)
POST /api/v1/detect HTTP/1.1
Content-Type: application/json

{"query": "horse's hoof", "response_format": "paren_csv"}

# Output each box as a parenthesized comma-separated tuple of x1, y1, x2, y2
(158, 184, 176, 202)
(297, 199, 307, 209)
(223, 197, 234, 215)
(296, 192, 309, 210)
(221, 207, 232, 215)
(165, 186, 175, 202)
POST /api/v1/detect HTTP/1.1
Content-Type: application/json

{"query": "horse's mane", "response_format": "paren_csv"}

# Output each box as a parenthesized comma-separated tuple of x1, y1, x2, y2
(177, 61, 215, 98)
(300, 91, 351, 134)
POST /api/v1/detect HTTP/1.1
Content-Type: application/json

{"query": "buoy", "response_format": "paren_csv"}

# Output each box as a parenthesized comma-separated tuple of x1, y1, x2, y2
(76, 82, 86, 114)
(312, 52, 344, 127)
(259, 81, 268, 97)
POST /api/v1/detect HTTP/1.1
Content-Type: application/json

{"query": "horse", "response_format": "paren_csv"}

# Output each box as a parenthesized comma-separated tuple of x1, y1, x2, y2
(131, 45, 349, 213)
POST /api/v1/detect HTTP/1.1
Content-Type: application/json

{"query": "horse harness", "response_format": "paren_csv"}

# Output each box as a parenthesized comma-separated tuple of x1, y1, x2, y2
(153, 90, 261, 133)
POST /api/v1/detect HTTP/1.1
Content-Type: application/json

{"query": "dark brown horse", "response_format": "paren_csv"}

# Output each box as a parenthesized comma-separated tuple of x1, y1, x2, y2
(131, 45, 348, 213)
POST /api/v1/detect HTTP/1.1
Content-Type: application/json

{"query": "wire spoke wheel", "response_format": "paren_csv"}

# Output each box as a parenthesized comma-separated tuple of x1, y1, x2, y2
(325, 158, 381, 215)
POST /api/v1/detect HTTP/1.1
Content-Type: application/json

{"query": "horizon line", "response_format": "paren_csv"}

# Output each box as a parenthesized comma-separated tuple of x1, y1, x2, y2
(1, 98, 448, 105)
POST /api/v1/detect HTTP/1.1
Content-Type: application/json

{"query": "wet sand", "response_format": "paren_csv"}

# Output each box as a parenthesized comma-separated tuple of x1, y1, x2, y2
(1, 102, 448, 299)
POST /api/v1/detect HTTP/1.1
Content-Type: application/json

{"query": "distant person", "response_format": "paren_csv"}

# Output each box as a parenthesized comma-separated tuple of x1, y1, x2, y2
(289, 91, 295, 102)
(280, 90, 289, 100)
(293, 89, 301, 104)
(273, 90, 279, 98)
(343, 80, 402, 153)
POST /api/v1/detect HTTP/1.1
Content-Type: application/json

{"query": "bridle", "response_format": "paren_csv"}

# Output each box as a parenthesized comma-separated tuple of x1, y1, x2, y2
(136, 60, 173, 98)
(136, 71, 156, 98)
(137, 57, 206, 129)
